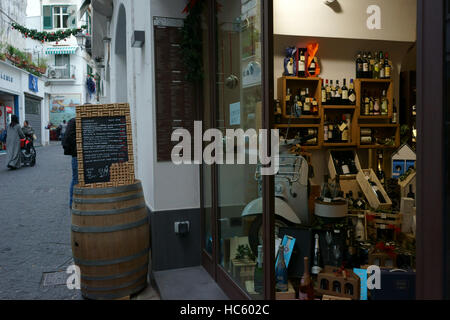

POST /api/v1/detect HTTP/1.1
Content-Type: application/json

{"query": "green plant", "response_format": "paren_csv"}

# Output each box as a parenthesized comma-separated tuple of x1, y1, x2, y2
(7, 44, 16, 56)
(180, 0, 205, 83)
(235, 244, 255, 261)
(400, 124, 411, 145)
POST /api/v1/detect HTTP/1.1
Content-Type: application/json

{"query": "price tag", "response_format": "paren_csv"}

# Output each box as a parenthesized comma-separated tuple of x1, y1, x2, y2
(323, 198, 332, 203)
(381, 213, 387, 219)
(379, 224, 386, 230)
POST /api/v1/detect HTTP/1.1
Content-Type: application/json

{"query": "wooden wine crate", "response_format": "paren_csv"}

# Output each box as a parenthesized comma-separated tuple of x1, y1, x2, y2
(366, 211, 402, 241)
(316, 266, 360, 300)
(275, 281, 296, 300)
(368, 249, 397, 269)
(356, 169, 392, 210)
(328, 149, 362, 181)
(398, 171, 416, 199)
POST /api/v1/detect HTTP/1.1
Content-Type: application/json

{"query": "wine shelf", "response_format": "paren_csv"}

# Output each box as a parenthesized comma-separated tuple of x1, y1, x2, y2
(276, 76, 400, 150)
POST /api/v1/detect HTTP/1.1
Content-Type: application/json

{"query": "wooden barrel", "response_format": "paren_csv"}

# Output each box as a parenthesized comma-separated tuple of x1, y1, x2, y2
(71, 180, 149, 300)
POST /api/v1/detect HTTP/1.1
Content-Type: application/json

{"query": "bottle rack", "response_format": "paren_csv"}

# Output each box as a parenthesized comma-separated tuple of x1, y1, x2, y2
(276, 76, 400, 150)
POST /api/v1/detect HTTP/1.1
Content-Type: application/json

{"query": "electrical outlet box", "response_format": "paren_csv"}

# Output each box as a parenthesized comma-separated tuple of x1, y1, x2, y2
(174, 221, 190, 235)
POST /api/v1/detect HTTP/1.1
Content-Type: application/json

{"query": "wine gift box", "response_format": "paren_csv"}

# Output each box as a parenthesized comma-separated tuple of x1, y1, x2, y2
(357, 169, 392, 210)
(327, 149, 363, 196)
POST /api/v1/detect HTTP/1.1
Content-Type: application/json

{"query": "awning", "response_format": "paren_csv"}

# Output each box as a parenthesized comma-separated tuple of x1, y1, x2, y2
(45, 46, 79, 55)
(79, 0, 91, 19)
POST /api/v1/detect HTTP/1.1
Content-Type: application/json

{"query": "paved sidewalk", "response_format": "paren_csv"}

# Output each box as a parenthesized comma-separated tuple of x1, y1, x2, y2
(0, 143, 82, 299)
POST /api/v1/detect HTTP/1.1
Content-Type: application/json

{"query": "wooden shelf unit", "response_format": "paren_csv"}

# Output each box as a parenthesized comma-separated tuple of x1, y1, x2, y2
(275, 77, 400, 150)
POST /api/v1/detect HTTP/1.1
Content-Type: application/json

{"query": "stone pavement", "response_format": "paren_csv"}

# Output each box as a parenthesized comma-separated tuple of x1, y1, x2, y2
(0, 143, 159, 300)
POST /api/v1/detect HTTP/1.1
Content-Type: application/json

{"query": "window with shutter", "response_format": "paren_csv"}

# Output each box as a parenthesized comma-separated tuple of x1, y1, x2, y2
(43, 5, 53, 29)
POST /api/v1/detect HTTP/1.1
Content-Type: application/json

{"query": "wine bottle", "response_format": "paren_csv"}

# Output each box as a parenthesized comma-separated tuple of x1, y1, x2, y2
(356, 52, 363, 78)
(363, 91, 370, 115)
(376, 150, 385, 184)
(347, 191, 355, 209)
(254, 245, 263, 293)
(298, 257, 314, 300)
(325, 79, 331, 105)
(341, 79, 349, 105)
(332, 174, 342, 199)
(407, 184, 415, 199)
(335, 80, 341, 105)
(368, 51, 374, 79)
(340, 114, 349, 143)
(333, 117, 341, 143)
(381, 90, 388, 116)
(362, 52, 369, 78)
(311, 234, 322, 276)
(321, 80, 327, 105)
(324, 115, 329, 142)
(298, 48, 306, 77)
(384, 52, 391, 79)
(303, 88, 311, 115)
(379, 51, 385, 79)
(330, 80, 336, 105)
(355, 191, 367, 210)
(309, 56, 317, 76)
(367, 177, 387, 203)
(392, 99, 398, 124)
(275, 245, 288, 292)
(348, 79, 356, 105)
(355, 216, 365, 241)
(373, 51, 380, 79)
(373, 97, 381, 115)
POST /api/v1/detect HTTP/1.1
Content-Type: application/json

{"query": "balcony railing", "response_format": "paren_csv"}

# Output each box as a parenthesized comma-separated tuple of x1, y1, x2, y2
(47, 64, 76, 80)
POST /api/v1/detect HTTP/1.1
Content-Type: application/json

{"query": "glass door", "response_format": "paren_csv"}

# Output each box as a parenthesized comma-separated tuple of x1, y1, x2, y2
(214, 0, 269, 299)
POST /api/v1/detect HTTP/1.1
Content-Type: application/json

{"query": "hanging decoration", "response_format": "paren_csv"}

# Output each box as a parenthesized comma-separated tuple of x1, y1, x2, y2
(11, 22, 87, 43)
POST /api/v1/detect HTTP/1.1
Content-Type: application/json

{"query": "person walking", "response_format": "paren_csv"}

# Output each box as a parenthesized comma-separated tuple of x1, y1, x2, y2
(60, 120, 68, 142)
(62, 118, 78, 209)
(6, 115, 25, 170)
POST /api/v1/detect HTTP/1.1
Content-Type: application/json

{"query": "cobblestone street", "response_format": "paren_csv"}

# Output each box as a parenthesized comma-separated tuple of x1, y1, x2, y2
(0, 143, 82, 299)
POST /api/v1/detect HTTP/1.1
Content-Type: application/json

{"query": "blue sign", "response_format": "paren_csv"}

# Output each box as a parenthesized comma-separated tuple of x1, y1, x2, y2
(353, 268, 368, 300)
(29, 74, 38, 93)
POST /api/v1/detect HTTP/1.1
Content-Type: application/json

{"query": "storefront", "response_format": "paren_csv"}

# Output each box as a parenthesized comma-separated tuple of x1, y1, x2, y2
(0, 59, 49, 149)
(196, 0, 447, 300)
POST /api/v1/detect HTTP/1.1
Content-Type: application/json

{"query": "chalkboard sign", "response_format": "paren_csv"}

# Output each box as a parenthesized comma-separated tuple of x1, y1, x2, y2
(76, 104, 135, 188)
(81, 116, 129, 184)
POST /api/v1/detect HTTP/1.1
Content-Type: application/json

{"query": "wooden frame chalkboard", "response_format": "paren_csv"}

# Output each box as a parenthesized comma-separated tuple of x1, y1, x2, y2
(76, 103, 135, 188)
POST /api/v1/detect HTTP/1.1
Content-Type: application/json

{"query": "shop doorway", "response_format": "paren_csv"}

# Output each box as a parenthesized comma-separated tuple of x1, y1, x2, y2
(25, 95, 42, 146)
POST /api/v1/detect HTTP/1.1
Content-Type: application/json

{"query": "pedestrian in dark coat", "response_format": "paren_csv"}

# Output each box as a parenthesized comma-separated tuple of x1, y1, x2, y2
(62, 117, 78, 208)
(6, 115, 25, 170)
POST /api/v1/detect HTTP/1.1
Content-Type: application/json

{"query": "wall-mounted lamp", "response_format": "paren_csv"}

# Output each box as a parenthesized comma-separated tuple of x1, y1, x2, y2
(131, 31, 145, 48)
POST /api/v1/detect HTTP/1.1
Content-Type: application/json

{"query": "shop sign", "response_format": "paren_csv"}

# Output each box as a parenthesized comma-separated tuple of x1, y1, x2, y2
(0, 71, 14, 84)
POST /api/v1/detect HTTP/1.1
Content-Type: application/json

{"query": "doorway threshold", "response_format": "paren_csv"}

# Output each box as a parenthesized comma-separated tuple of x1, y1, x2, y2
(152, 266, 229, 300)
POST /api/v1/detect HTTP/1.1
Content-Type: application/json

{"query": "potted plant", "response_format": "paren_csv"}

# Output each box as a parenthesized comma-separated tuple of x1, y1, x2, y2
(38, 58, 48, 74)
(0, 43, 5, 61)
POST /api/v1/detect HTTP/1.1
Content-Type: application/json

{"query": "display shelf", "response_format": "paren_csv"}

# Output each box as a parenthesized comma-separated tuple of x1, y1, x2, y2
(359, 115, 391, 120)
(323, 105, 356, 110)
(275, 124, 320, 128)
(359, 123, 399, 128)
(284, 115, 321, 119)
(356, 78, 393, 83)
(323, 142, 357, 147)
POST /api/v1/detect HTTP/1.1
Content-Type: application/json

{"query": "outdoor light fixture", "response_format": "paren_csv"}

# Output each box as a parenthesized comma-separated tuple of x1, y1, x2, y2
(75, 31, 87, 49)
(131, 30, 145, 48)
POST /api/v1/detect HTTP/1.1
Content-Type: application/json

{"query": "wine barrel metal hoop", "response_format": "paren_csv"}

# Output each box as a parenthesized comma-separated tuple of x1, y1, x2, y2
(73, 247, 149, 266)
(71, 217, 149, 233)
(81, 263, 149, 281)
(82, 283, 147, 300)
(74, 182, 142, 195)
(71, 203, 146, 216)
(81, 275, 147, 292)
(73, 192, 144, 204)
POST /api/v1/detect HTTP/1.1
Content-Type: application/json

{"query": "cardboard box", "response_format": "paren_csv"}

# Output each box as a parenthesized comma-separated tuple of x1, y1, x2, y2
(357, 169, 392, 210)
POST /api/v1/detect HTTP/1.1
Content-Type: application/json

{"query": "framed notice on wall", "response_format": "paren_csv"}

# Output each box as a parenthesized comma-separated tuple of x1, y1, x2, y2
(153, 17, 197, 162)
(75, 104, 135, 188)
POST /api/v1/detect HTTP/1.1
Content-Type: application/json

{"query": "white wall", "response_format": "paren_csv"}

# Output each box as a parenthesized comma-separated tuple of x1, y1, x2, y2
(274, 0, 417, 42)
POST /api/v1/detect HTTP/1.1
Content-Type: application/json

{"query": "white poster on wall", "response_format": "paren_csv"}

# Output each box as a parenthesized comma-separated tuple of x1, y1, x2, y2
(230, 102, 241, 126)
